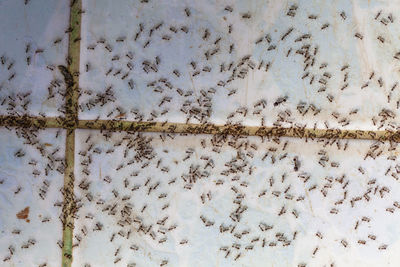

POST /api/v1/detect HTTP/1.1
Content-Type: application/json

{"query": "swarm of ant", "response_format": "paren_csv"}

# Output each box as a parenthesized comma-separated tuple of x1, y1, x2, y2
(78, 0, 400, 132)
(2, 0, 400, 266)
(73, 130, 399, 266)
(0, 127, 65, 266)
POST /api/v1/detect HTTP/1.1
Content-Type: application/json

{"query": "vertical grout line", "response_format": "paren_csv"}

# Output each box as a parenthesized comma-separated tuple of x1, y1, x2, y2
(62, 129, 76, 267)
(62, 0, 81, 266)
(65, 0, 81, 125)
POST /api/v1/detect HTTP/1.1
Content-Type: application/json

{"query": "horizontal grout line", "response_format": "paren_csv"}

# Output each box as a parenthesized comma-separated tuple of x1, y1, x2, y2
(1, 115, 399, 142)
(0, 115, 63, 128)
(79, 120, 400, 142)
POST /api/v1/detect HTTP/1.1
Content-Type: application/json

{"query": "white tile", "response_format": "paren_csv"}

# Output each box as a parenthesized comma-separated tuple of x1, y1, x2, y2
(79, 0, 400, 131)
(73, 130, 400, 266)
(0, 0, 70, 117)
(0, 127, 65, 266)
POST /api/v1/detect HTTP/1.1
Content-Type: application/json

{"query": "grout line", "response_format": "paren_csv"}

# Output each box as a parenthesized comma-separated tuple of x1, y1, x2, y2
(62, 129, 76, 267)
(1, 115, 400, 142)
(62, 0, 81, 266)
(77, 120, 400, 142)
(0, 115, 63, 129)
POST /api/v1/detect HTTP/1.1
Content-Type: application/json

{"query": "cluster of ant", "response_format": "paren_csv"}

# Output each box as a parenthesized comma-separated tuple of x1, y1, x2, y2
(72, 129, 400, 266)
(79, 1, 400, 131)
(3, 0, 400, 266)
(0, 127, 65, 266)
(0, 0, 70, 118)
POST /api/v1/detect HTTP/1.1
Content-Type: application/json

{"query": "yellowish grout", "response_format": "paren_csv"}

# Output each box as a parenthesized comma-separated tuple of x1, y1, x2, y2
(77, 120, 400, 142)
(1, 115, 400, 142)
(62, 129, 76, 267)
(61, 0, 81, 266)
(0, 115, 63, 129)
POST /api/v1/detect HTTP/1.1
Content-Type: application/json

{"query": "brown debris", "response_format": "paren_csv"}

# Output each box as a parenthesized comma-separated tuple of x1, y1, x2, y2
(16, 206, 30, 222)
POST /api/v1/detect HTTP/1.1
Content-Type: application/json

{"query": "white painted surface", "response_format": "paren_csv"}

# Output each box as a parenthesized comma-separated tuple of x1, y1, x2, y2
(80, 0, 400, 131)
(73, 130, 400, 266)
(0, 128, 65, 266)
(0, 0, 70, 117)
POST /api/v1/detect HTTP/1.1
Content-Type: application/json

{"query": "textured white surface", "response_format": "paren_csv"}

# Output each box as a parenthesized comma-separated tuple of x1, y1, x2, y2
(73, 130, 400, 266)
(0, 0, 70, 117)
(79, 0, 400, 131)
(0, 128, 65, 266)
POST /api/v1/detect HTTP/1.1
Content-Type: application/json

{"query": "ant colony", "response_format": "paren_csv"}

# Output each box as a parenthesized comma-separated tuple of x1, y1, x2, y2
(1, 0, 400, 266)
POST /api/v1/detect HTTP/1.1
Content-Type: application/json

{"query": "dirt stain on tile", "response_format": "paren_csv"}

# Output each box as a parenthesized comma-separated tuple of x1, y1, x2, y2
(16, 206, 30, 222)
